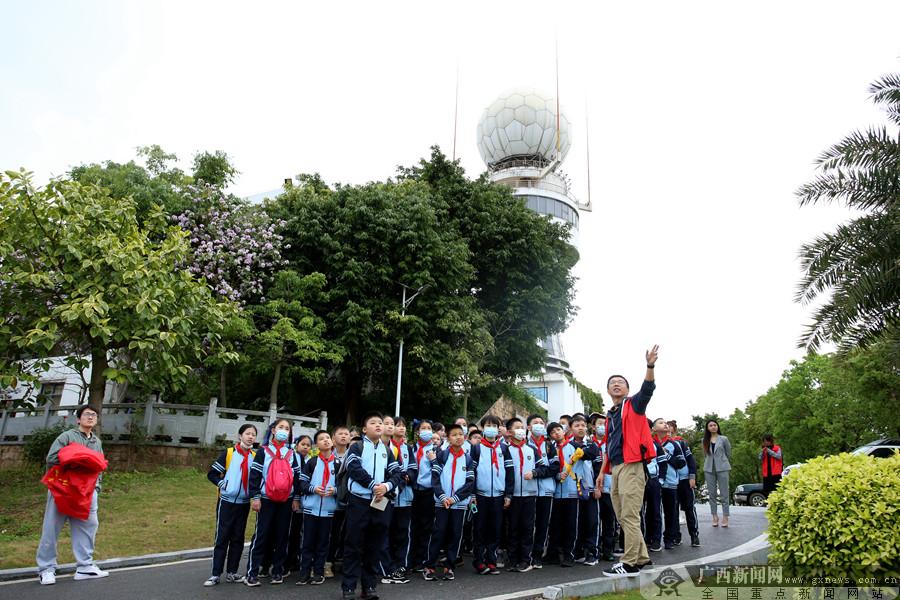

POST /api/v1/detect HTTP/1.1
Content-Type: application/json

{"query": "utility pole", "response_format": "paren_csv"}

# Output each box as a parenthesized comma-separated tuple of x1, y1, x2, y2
(394, 283, 429, 417)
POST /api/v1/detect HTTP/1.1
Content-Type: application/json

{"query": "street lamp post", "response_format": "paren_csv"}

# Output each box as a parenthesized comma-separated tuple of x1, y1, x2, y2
(394, 284, 428, 417)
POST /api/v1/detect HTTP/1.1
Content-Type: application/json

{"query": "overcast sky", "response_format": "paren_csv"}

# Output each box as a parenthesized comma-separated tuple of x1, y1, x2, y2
(3, 1, 898, 425)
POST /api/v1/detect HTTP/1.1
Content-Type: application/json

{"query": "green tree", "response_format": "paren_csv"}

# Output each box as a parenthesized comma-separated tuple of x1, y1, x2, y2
(795, 73, 900, 352)
(0, 171, 238, 412)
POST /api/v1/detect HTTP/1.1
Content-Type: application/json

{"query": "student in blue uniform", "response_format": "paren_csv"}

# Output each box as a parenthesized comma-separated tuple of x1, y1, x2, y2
(470, 415, 514, 575)
(286, 434, 313, 574)
(423, 424, 474, 581)
(642, 428, 666, 553)
(505, 416, 552, 572)
(526, 415, 558, 568)
(384, 416, 414, 584)
(409, 419, 436, 572)
(667, 420, 700, 548)
(653, 419, 686, 550)
(245, 419, 302, 587)
(326, 424, 352, 578)
(340, 412, 403, 600)
(544, 421, 568, 564)
(556, 415, 599, 567)
(296, 430, 337, 586)
(592, 419, 618, 562)
(205, 424, 258, 586)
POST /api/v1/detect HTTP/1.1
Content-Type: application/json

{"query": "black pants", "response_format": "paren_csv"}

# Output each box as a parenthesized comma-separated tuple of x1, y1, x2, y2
(409, 488, 434, 568)
(507, 496, 536, 566)
(341, 495, 392, 593)
(328, 508, 345, 564)
(247, 499, 292, 578)
(462, 504, 474, 553)
(642, 479, 662, 547)
(426, 507, 465, 568)
(598, 493, 616, 556)
(576, 498, 599, 560)
(473, 495, 504, 567)
(661, 487, 679, 545)
(286, 510, 304, 569)
(389, 506, 412, 572)
(762, 475, 781, 497)
(299, 515, 332, 578)
(532, 496, 553, 562)
(556, 498, 580, 561)
(212, 499, 251, 576)
(675, 479, 698, 541)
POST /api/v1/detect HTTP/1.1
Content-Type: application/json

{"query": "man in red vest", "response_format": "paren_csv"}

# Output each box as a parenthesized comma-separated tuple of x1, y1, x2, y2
(599, 345, 659, 577)
(759, 434, 783, 497)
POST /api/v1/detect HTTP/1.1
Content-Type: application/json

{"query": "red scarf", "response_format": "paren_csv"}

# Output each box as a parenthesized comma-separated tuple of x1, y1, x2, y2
(481, 438, 501, 474)
(319, 452, 335, 488)
(557, 441, 565, 472)
(235, 444, 252, 493)
(416, 439, 430, 467)
(449, 445, 465, 492)
(531, 436, 545, 459)
(391, 438, 404, 460)
(591, 435, 604, 461)
(509, 439, 526, 472)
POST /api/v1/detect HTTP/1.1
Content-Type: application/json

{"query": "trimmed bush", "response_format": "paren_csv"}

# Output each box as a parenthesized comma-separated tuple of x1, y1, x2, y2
(23, 421, 71, 465)
(767, 452, 900, 577)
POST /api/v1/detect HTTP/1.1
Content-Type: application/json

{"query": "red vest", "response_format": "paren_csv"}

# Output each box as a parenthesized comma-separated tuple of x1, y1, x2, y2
(762, 445, 783, 477)
(622, 397, 656, 464)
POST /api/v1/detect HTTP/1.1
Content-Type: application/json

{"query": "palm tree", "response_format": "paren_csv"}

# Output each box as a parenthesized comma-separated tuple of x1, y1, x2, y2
(796, 72, 900, 352)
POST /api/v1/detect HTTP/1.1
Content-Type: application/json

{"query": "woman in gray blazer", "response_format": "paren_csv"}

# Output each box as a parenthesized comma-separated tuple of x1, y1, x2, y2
(702, 420, 731, 527)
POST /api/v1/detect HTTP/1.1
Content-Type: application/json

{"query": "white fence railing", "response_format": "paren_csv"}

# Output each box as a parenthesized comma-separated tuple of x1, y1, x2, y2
(0, 398, 327, 447)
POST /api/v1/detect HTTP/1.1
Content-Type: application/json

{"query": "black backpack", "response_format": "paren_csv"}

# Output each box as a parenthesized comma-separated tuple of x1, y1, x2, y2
(335, 441, 361, 505)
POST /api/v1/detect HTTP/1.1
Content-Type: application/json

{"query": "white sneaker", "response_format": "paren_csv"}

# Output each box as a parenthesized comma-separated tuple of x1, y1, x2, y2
(74, 565, 109, 580)
(204, 576, 220, 586)
(40, 571, 56, 585)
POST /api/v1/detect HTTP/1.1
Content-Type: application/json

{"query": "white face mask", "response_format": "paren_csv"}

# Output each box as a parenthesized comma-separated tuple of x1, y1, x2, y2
(513, 428, 526, 441)
(531, 424, 546, 437)
(596, 426, 606, 437)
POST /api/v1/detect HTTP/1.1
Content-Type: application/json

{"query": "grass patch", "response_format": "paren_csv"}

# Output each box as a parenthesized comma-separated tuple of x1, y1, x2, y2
(0, 467, 225, 569)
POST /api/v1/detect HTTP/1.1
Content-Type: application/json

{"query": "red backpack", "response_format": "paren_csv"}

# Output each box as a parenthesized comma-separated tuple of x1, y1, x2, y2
(264, 446, 294, 502)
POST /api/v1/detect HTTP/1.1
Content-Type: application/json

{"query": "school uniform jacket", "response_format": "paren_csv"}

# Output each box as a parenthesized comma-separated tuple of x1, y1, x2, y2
(411, 440, 435, 491)
(208, 445, 256, 504)
(431, 448, 475, 509)
(300, 454, 339, 517)
(470, 441, 514, 499)
(647, 439, 666, 480)
(389, 439, 414, 508)
(506, 439, 553, 497)
(554, 438, 599, 499)
(672, 436, 697, 481)
(248, 442, 302, 502)
(656, 437, 686, 489)
(345, 437, 403, 500)
(527, 436, 559, 498)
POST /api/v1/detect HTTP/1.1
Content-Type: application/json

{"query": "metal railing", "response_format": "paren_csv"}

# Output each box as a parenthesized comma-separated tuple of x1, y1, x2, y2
(0, 398, 327, 447)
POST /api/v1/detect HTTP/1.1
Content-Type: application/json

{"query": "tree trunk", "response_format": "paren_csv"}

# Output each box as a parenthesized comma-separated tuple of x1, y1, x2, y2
(219, 366, 228, 408)
(269, 362, 282, 414)
(89, 346, 108, 415)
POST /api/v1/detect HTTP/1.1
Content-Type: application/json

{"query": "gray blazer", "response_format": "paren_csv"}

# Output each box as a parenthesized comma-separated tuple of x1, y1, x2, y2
(703, 435, 732, 473)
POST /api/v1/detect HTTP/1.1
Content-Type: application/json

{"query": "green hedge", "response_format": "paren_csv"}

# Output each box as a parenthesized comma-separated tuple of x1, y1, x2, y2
(767, 452, 900, 577)
(23, 421, 70, 465)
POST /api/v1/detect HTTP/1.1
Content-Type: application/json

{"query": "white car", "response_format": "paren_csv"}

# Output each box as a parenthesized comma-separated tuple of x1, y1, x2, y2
(782, 438, 900, 477)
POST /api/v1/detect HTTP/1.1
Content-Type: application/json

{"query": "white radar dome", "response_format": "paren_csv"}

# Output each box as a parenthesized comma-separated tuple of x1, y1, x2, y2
(476, 87, 571, 168)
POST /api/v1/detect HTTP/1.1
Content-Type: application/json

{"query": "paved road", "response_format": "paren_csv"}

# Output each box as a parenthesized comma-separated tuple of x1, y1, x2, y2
(0, 507, 766, 600)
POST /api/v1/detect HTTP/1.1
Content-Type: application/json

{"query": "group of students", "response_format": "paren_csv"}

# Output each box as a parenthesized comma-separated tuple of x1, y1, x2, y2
(205, 405, 700, 596)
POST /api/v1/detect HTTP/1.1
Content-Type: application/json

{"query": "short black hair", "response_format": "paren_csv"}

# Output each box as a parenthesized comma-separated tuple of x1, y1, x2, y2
(416, 419, 433, 431)
(467, 423, 479, 432)
(360, 411, 384, 427)
(447, 423, 464, 435)
(506, 417, 523, 430)
(238, 423, 258, 436)
(480, 415, 501, 427)
(526, 413, 544, 426)
(296, 434, 312, 445)
(559, 414, 572, 422)
(468, 428, 482, 438)
(75, 405, 97, 419)
(547, 422, 562, 434)
(332, 424, 350, 434)
(393, 416, 407, 428)
(570, 414, 587, 425)
(607, 374, 630, 388)
(432, 422, 445, 432)
(763, 433, 774, 443)
(314, 430, 331, 444)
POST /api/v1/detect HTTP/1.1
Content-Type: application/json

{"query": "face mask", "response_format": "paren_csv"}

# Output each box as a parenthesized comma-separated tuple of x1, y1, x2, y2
(418, 430, 433, 442)
(596, 426, 606, 437)
(532, 424, 546, 437)
(513, 428, 526, 441)
(562, 424, 569, 433)
(483, 426, 499, 439)
(274, 430, 289, 442)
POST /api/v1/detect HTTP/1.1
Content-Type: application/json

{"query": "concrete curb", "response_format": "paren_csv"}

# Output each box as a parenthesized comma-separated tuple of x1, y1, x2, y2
(0, 543, 250, 582)
(540, 534, 770, 600)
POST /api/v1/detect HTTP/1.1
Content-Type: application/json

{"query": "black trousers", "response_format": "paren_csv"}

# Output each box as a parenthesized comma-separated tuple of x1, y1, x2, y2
(341, 495, 392, 592)
(247, 499, 292, 578)
(212, 499, 251, 576)
(508, 496, 536, 566)
(286, 510, 304, 569)
(389, 505, 412, 571)
(762, 475, 781, 496)
(556, 498, 580, 561)
(661, 487, 679, 545)
(675, 479, 698, 541)
(327, 508, 345, 563)
(299, 515, 332, 577)
(409, 488, 434, 568)
(598, 493, 616, 556)
(642, 479, 662, 547)
(576, 498, 599, 560)
(473, 495, 504, 567)
(426, 507, 465, 568)
(532, 496, 553, 561)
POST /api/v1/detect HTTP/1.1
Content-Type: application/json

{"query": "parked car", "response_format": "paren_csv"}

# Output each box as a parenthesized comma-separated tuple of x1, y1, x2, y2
(733, 483, 767, 507)
(782, 438, 900, 478)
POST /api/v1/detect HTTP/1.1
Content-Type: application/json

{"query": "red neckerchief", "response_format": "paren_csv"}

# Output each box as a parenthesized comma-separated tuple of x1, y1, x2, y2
(557, 440, 565, 472)
(235, 444, 252, 493)
(591, 435, 604, 460)
(272, 439, 286, 453)
(509, 439, 526, 472)
(481, 438, 501, 474)
(391, 438, 404, 460)
(319, 452, 335, 488)
(416, 439, 430, 467)
(449, 445, 465, 492)
(531, 435, 545, 459)
(655, 435, 670, 445)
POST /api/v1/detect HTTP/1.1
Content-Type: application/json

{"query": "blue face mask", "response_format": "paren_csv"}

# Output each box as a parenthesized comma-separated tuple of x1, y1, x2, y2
(418, 430, 433, 443)
(274, 430, 289, 442)
(483, 426, 499, 439)
(532, 424, 546, 437)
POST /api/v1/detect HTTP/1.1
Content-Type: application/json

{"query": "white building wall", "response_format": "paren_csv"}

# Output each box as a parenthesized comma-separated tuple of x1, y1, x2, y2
(4, 356, 116, 408)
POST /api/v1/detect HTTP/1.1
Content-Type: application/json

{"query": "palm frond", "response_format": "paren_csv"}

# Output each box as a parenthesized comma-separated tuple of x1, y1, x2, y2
(795, 167, 900, 210)
(815, 127, 900, 171)
(869, 73, 900, 125)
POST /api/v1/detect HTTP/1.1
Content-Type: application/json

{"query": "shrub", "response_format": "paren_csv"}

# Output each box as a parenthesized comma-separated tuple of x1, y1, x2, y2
(767, 452, 900, 577)
(23, 421, 71, 465)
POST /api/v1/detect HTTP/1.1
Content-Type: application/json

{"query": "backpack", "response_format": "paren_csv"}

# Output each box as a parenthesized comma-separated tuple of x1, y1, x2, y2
(264, 446, 294, 502)
(335, 442, 361, 505)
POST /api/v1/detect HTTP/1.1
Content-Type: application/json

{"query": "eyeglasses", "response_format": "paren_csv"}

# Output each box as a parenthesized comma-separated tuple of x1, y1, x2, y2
(80, 413, 98, 419)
